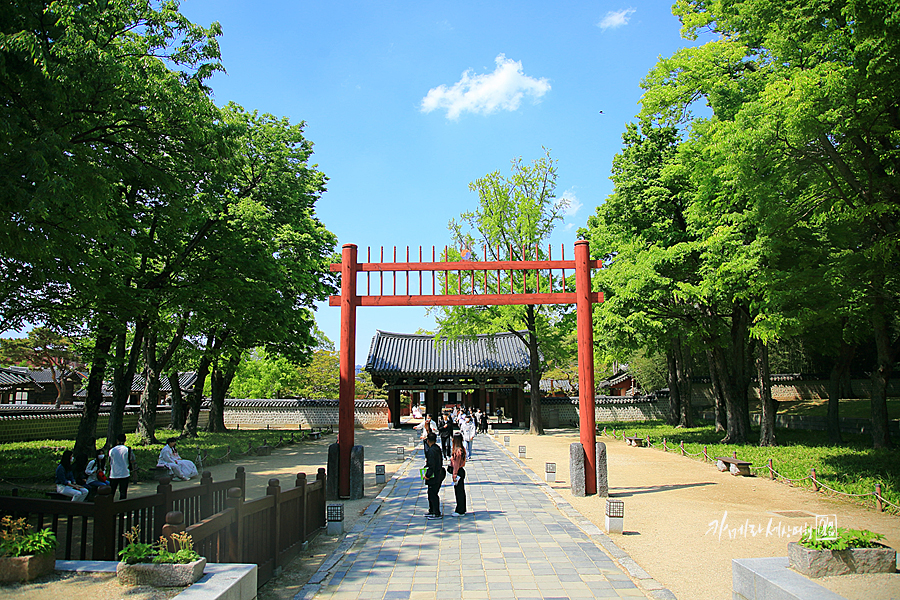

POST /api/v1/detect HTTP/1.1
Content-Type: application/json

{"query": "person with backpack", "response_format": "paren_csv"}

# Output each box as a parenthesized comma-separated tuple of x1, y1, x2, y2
(108, 433, 136, 500)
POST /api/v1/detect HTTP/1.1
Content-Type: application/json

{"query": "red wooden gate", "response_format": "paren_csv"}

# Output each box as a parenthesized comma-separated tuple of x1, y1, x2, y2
(329, 240, 603, 496)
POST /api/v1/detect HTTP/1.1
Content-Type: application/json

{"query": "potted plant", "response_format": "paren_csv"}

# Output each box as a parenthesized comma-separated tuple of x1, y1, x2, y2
(0, 516, 57, 583)
(116, 526, 206, 587)
(789, 525, 897, 578)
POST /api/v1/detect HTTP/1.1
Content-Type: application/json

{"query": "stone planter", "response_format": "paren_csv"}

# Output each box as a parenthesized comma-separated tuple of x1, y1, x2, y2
(0, 553, 56, 583)
(117, 557, 207, 587)
(788, 541, 897, 578)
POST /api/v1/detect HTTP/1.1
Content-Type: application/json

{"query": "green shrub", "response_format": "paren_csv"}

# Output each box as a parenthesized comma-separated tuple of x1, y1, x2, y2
(0, 516, 57, 557)
(799, 526, 885, 551)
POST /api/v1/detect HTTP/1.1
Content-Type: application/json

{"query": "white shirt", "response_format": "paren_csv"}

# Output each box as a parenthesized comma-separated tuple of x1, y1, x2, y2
(108, 444, 132, 479)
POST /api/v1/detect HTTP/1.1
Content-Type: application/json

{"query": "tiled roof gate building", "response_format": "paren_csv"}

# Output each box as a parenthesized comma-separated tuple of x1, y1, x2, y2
(329, 240, 603, 498)
(365, 330, 537, 427)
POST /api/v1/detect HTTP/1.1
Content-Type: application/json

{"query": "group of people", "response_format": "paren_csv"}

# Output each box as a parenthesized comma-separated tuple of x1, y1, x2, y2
(54, 435, 198, 502)
(415, 407, 489, 520)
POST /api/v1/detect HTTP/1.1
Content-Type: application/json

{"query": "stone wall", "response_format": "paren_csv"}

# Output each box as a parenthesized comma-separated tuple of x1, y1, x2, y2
(0, 409, 210, 443)
(540, 396, 669, 426)
(223, 399, 389, 429)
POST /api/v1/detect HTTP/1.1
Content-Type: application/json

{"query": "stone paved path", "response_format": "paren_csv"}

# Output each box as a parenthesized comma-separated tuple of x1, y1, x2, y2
(311, 436, 646, 600)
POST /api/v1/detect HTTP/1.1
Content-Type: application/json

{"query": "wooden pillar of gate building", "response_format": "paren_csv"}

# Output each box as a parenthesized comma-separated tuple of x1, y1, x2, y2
(575, 240, 597, 495)
(425, 387, 440, 420)
(338, 244, 358, 499)
(387, 389, 401, 428)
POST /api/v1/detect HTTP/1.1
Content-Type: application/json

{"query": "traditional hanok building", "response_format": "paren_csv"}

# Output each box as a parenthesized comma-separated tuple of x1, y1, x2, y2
(3, 366, 84, 404)
(0, 367, 39, 404)
(364, 330, 540, 427)
(74, 371, 199, 405)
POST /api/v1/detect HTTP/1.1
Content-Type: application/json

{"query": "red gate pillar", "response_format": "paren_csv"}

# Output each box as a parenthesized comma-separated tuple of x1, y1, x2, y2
(338, 244, 358, 498)
(575, 240, 597, 495)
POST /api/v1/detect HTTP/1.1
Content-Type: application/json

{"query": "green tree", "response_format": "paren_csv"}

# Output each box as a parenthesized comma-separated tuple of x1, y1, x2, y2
(437, 149, 571, 435)
(229, 348, 302, 399)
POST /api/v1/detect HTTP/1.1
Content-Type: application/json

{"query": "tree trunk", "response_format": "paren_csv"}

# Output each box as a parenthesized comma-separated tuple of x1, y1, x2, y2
(73, 330, 114, 462)
(184, 355, 211, 437)
(666, 346, 681, 426)
(137, 316, 187, 444)
(53, 376, 67, 410)
(870, 291, 896, 449)
(674, 337, 693, 427)
(207, 355, 239, 433)
(757, 341, 777, 447)
(105, 321, 146, 445)
(526, 305, 544, 435)
(714, 344, 749, 444)
(169, 371, 186, 432)
(706, 349, 727, 432)
(729, 302, 753, 441)
(826, 341, 855, 444)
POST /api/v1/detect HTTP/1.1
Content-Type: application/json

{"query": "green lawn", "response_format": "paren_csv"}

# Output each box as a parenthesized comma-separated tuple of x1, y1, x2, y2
(598, 419, 900, 514)
(0, 428, 330, 497)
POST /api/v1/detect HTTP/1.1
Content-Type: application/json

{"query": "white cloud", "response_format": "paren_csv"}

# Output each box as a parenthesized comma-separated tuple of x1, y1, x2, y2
(597, 8, 636, 30)
(421, 54, 550, 120)
(559, 189, 583, 217)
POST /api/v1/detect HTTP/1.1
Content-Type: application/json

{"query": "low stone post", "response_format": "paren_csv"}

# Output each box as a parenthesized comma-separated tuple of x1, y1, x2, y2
(596, 441, 608, 498)
(570, 443, 586, 497)
(162, 511, 185, 553)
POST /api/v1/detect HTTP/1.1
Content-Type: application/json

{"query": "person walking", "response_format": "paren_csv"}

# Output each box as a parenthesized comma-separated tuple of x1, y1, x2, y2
(461, 412, 476, 459)
(423, 432, 445, 519)
(415, 414, 438, 457)
(449, 434, 467, 517)
(55, 450, 89, 502)
(438, 411, 454, 458)
(108, 433, 136, 500)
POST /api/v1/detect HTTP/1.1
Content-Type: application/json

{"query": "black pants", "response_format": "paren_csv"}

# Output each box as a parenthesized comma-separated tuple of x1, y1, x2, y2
(453, 467, 466, 514)
(109, 476, 129, 500)
(427, 468, 445, 515)
(441, 436, 451, 457)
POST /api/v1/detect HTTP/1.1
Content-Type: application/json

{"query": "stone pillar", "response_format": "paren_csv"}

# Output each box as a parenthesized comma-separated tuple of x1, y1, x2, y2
(326, 443, 341, 500)
(349, 445, 364, 500)
(596, 441, 608, 497)
(569, 442, 586, 497)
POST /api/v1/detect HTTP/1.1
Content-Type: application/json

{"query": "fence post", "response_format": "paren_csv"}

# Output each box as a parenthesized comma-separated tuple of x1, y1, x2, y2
(267, 479, 282, 569)
(732, 450, 738, 460)
(162, 511, 185, 553)
(703, 446, 708, 462)
(92, 486, 116, 560)
(199, 471, 214, 519)
(296, 473, 308, 543)
(225, 487, 243, 563)
(663, 438, 667, 452)
(317, 468, 327, 529)
(680, 441, 685, 456)
(646, 435, 650, 447)
(155, 477, 173, 539)
(235, 466, 246, 500)
(811, 469, 818, 492)
(875, 484, 883, 512)
(768, 459, 774, 480)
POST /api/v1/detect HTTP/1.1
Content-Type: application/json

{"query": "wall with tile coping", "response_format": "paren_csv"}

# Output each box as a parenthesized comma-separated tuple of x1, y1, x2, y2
(0, 410, 212, 443)
(223, 400, 389, 429)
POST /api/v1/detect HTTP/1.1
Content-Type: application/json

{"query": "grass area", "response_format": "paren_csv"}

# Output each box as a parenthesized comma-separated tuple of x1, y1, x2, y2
(0, 428, 332, 496)
(598, 419, 900, 515)
(746, 398, 900, 419)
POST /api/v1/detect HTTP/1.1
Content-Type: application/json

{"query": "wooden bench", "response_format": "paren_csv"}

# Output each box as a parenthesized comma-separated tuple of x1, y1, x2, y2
(715, 457, 752, 476)
(46, 492, 70, 501)
(624, 436, 645, 447)
(149, 466, 171, 480)
(309, 431, 322, 440)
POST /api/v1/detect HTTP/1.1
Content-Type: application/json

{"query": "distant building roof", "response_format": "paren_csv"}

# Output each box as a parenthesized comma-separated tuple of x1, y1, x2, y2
(7, 366, 83, 384)
(364, 330, 537, 390)
(74, 371, 198, 398)
(0, 368, 36, 391)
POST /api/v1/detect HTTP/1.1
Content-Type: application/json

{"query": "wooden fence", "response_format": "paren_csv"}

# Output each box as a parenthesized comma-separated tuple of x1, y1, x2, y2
(163, 468, 327, 584)
(0, 465, 327, 586)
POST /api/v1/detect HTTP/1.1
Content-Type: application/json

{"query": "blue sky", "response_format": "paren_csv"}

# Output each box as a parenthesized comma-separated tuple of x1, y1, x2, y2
(174, 0, 700, 363)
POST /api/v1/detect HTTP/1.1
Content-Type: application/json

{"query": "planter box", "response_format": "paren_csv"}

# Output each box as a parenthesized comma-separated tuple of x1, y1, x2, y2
(0, 553, 55, 583)
(117, 557, 207, 587)
(788, 541, 897, 578)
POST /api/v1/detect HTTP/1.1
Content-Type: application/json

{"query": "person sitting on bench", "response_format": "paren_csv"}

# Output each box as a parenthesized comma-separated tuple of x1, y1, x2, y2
(157, 438, 199, 481)
(56, 450, 89, 502)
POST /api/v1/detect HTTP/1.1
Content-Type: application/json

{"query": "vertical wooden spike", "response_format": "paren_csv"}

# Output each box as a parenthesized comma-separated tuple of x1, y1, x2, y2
(406, 246, 409, 295)
(419, 246, 423, 296)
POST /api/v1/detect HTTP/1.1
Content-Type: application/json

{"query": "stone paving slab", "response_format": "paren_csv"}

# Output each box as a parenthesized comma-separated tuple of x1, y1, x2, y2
(306, 435, 650, 600)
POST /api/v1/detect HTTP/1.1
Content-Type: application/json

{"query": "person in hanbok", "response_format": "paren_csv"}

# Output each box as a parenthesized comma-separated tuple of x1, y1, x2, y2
(157, 438, 199, 481)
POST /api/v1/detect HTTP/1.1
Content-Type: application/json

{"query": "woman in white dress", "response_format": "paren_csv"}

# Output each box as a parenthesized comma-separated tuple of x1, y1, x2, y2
(157, 438, 199, 481)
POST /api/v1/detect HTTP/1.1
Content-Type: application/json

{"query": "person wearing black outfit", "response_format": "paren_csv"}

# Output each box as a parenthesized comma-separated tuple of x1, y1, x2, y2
(423, 432, 445, 519)
(480, 410, 488, 434)
(438, 411, 454, 458)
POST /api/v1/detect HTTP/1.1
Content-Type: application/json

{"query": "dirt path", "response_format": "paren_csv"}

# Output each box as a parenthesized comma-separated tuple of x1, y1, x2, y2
(493, 429, 900, 600)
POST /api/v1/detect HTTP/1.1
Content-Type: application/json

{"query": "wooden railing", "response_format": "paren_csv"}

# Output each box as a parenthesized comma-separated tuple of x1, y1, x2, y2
(0, 467, 246, 561)
(162, 468, 327, 585)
